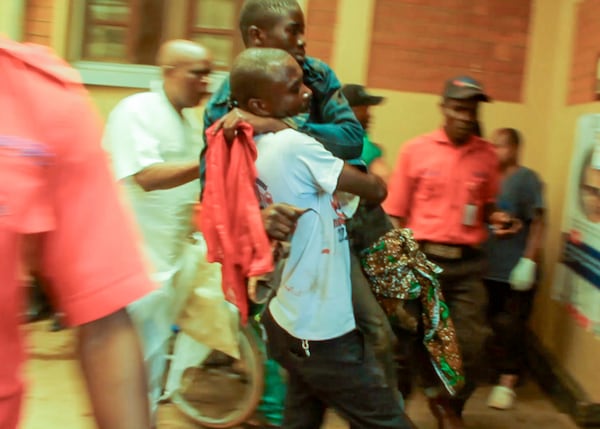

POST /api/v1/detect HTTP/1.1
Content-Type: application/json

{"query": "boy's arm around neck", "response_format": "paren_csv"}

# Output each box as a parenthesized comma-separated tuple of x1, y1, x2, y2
(336, 164, 387, 204)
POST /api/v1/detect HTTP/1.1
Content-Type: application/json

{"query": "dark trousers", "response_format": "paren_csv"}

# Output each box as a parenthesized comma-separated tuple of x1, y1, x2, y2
(395, 252, 490, 415)
(350, 253, 399, 402)
(484, 279, 535, 377)
(346, 204, 399, 402)
(262, 309, 413, 429)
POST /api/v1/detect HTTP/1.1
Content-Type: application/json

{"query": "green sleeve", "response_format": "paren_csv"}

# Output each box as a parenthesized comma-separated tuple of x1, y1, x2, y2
(360, 134, 383, 166)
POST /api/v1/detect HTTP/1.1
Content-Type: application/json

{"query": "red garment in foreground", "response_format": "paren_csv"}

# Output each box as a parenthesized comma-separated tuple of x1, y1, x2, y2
(201, 122, 273, 322)
(0, 38, 155, 429)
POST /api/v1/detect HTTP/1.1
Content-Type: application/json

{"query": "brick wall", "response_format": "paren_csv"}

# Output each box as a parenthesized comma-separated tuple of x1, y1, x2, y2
(23, 0, 53, 46)
(568, 0, 600, 105)
(367, 0, 532, 102)
(305, 0, 339, 65)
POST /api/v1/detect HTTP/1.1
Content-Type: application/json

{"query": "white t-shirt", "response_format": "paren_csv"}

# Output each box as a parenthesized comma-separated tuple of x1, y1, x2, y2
(102, 85, 202, 355)
(255, 129, 356, 341)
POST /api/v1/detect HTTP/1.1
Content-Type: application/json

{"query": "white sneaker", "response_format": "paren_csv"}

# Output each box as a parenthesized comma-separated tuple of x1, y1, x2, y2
(487, 385, 516, 410)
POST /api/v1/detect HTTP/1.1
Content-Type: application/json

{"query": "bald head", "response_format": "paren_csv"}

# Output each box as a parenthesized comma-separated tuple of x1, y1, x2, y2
(156, 39, 210, 68)
(231, 48, 292, 106)
(230, 48, 310, 118)
(157, 40, 213, 113)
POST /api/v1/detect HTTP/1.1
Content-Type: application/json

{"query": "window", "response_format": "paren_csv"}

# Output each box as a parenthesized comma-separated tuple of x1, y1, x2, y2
(70, 0, 244, 86)
(79, 0, 243, 68)
(188, 0, 244, 69)
(81, 0, 164, 64)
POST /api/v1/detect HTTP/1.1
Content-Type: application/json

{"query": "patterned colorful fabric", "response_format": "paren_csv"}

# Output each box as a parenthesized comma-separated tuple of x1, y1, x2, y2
(360, 228, 465, 396)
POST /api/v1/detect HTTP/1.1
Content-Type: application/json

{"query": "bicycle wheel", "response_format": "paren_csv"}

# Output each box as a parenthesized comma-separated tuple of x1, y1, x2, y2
(170, 324, 265, 428)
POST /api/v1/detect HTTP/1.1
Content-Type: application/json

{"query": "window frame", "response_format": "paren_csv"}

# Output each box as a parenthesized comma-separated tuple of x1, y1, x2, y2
(67, 0, 241, 89)
(187, 0, 244, 70)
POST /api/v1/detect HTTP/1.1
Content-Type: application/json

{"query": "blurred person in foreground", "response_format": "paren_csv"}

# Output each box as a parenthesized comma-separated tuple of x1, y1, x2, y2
(0, 37, 154, 428)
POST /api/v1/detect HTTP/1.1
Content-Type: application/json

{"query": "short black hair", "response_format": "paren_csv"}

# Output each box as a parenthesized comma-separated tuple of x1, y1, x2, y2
(498, 127, 521, 147)
(239, 0, 299, 45)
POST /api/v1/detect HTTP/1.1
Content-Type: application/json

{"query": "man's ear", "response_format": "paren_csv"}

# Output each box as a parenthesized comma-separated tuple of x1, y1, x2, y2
(160, 65, 175, 79)
(248, 98, 270, 117)
(247, 25, 265, 47)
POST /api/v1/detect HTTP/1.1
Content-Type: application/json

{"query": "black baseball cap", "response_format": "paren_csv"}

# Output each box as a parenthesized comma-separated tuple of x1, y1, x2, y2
(341, 84, 385, 107)
(443, 76, 491, 102)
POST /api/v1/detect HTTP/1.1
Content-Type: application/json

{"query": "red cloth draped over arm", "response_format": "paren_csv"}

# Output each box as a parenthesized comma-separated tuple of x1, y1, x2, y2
(200, 122, 274, 322)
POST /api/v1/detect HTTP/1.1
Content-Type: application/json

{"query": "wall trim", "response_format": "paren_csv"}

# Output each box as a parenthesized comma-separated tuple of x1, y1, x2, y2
(74, 61, 228, 91)
(526, 329, 600, 427)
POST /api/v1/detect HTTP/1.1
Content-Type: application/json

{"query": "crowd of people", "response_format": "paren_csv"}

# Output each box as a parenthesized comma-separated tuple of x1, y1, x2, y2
(1, 0, 545, 428)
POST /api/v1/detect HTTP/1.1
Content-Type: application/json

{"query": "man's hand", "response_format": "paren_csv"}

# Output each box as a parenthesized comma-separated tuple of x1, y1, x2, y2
(489, 211, 522, 238)
(214, 108, 247, 143)
(213, 108, 288, 143)
(509, 257, 537, 291)
(262, 203, 306, 241)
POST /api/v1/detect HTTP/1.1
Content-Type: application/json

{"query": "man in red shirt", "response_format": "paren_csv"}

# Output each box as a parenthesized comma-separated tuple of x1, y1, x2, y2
(0, 38, 154, 428)
(383, 76, 519, 429)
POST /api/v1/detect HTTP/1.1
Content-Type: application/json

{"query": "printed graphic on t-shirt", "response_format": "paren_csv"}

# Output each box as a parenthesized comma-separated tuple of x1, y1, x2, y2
(256, 178, 273, 208)
(331, 196, 348, 243)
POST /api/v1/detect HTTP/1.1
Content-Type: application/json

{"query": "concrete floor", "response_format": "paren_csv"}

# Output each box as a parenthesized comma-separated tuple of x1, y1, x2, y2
(20, 320, 579, 429)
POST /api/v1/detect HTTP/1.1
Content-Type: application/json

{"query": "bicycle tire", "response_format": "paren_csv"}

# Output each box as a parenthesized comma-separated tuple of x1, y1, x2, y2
(171, 324, 265, 428)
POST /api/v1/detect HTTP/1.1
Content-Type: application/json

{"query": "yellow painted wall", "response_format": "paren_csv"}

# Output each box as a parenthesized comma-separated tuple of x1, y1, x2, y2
(526, 0, 600, 402)
(331, 0, 600, 401)
(3, 0, 598, 401)
(0, 0, 25, 40)
(87, 86, 145, 118)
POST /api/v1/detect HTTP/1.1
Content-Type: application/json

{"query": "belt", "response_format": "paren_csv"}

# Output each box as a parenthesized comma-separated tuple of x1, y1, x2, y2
(418, 241, 481, 261)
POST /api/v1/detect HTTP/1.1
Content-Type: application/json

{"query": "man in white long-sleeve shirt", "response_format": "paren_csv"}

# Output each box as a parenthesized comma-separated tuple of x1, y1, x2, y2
(102, 39, 212, 410)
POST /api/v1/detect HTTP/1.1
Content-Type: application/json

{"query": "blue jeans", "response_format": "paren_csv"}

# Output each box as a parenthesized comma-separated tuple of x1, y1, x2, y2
(262, 309, 413, 429)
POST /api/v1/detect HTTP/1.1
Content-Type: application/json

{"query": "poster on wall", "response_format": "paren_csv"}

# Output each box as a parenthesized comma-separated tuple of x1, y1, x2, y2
(553, 113, 600, 337)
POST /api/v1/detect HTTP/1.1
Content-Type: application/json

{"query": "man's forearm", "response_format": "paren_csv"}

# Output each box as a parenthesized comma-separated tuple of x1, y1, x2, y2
(252, 116, 289, 135)
(78, 309, 150, 429)
(523, 210, 545, 261)
(134, 161, 199, 191)
(336, 164, 387, 203)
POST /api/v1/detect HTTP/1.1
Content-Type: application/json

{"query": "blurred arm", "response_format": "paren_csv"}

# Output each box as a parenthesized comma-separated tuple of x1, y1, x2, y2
(134, 161, 199, 191)
(78, 309, 150, 429)
(336, 164, 387, 204)
(523, 209, 545, 261)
